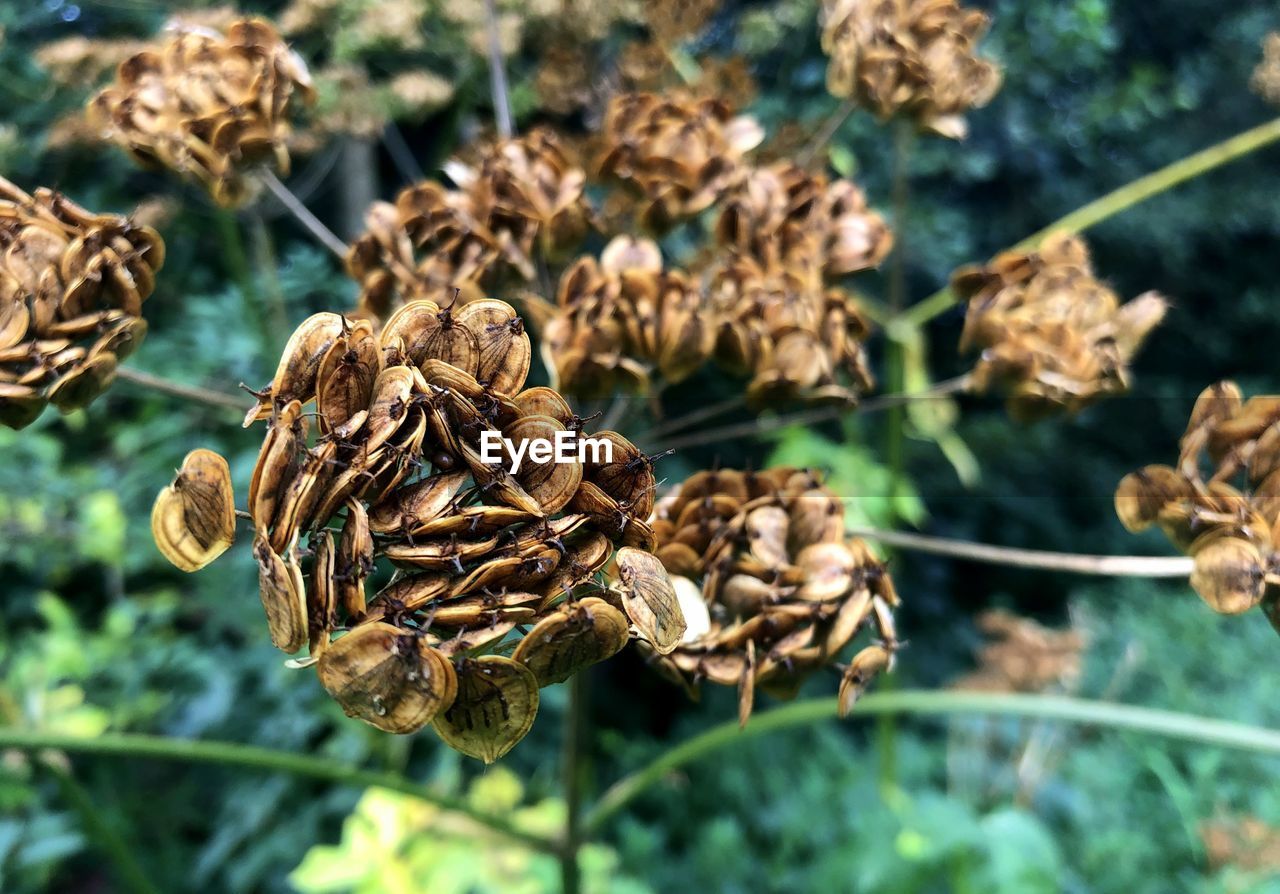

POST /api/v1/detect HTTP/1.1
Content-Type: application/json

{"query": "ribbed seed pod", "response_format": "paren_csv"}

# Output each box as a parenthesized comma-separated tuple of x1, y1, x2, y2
(0, 176, 164, 429)
(598, 91, 764, 230)
(537, 236, 713, 398)
(819, 0, 1002, 138)
(641, 467, 901, 725)
(347, 128, 591, 321)
(167, 296, 684, 759)
(89, 18, 314, 207)
(1116, 381, 1280, 630)
(955, 233, 1167, 420)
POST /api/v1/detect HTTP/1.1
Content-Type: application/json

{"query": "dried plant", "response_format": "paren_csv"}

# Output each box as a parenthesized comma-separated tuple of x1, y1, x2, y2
(0, 176, 163, 429)
(819, 0, 1002, 138)
(955, 233, 1167, 420)
(157, 298, 686, 761)
(1251, 32, 1280, 106)
(641, 467, 900, 725)
(952, 610, 1085, 694)
(89, 18, 314, 207)
(1115, 381, 1280, 630)
(1200, 814, 1280, 874)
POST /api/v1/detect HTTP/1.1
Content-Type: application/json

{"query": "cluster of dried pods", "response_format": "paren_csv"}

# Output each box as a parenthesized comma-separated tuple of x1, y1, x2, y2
(643, 467, 900, 725)
(1116, 381, 1280, 633)
(154, 297, 689, 762)
(90, 18, 314, 207)
(347, 128, 591, 321)
(0, 176, 163, 429)
(954, 233, 1167, 420)
(819, 0, 1002, 139)
(951, 610, 1084, 694)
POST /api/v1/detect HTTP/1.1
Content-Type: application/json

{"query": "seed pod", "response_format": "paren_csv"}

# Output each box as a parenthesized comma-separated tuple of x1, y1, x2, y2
(257, 312, 348, 420)
(254, 537, 307, 653)
(1114, 465, 1191, 533)
(337, 498, 372, 619)
(513, 596, 630, 686)
(308, 530, 337, 658)
(432, 656, 540, 763)
(614, 547, 686, 654)
(249, 400, 306, 530)
(837, 644, 893, 718)
(151, 448, 236, 572)
(368, 470, 470, 535)
(317, 622, 458, 734)
(1190, 536, 1266, 615)
(316, 320, 381, 438)
(455, 299, 531, 395)
(503, 414, 583, 513)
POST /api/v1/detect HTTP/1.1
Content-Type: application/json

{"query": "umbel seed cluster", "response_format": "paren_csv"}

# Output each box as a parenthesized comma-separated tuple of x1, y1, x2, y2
(1116, 381, 1280, 634)
(154, 297, 695, 762)
(0, 176, 163, 429)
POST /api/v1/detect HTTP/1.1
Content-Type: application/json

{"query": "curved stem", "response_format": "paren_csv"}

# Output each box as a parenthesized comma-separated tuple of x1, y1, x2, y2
(259, 171, 348, 260)
(901, 114, 1280, 328)
(115, 367, 246, 414)
(846, 526, 1194, 577)
(798, 97, 859, 168)
(583, 691, 1280, 833)
(0, 727, 561, 855)
(484, 0, 514, 139)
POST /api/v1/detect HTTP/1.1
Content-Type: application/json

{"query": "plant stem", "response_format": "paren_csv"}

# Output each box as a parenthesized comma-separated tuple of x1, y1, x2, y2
(249, 212, 290, 340)
(0, 728, 560, 854)
(583, 691, 1280, 833)
(900, 114, 1280, 328)
(645, 377, 971, 453)
(259, 170, 348, 260)
(115, 367, 245, 414)
(845, 526, 1194, 577)
(798, 97, 859, 169)
(484, 0, 514, 139)
(560, 673, 587, 894)
(646, 394, 748, 440)
(42, 760, 162, 894)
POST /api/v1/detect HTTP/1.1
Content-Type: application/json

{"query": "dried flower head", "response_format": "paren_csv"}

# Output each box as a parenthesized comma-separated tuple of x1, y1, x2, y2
(819, 0, 1002, 138)
(536, 235, 712, 399)
(0, 176, 164, 429)
(184, 297, 682, 760)
(952, 610, 1085, 693)
(1252, 32, 1280, 106)
(348, 128, 591, 321)
(955, 232, 1167, 420)
(598, 91, 764, 230)
(89, 18, 314, 207)
(642, 467, 900, 725)
(1116, 381, 1280, 628)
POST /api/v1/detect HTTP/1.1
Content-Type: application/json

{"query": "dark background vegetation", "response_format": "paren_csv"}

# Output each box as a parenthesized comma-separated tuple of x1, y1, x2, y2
(3, 0, 1280, 891)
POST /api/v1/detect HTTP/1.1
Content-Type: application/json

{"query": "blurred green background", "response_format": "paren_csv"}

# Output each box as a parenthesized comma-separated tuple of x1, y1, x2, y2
(4, 0, 1280, 891)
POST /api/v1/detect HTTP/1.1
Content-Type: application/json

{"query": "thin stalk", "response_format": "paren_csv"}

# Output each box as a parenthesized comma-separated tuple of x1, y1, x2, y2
(645, 394, 748, 441)
(647, 377, 971, 453)
(560, 673, 587, 894)
(484, 0, 514, 139)
(846, 526, 1194, 577)
(878, 119, 914, 793)
(43, 760, 162, 894)
(383, 122, 426, 184)
(901, 114, 1280, 328)
(260, 170, 348, 260)
(115, 367, 245, 414)
(583, 691, 1280, 833)
(0, 728, 561, 854)
(798, 97, 859, 169)
(249, 213, 290, 341)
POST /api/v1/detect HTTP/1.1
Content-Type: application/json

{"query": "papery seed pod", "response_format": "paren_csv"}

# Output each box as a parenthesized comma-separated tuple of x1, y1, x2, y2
(819, 0, 1001, 138)
(89, 18, 313, 206)
(0, 177, 163, 427)
(952, 609, 1085, 694)
(151, 449, 237, 572)
(1190, 536, 1266, 616)
(838, 644, 893, 717)
(513, 596, 631, 686)
(317, 623, 458, 734)
(432, 656, 540, 764)
(613, 547, 686, 653)
(1114, 465, 1193, 533)
(255, 537, 308, 653)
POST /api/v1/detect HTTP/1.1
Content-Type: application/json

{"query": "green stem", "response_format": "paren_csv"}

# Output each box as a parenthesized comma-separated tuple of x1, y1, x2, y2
(560, 673, 587, 894)
(1, 728, 561, 855)
(583, 691, 1280, 834)
(900, 114, 1280, 328)
(43, 760, 162, 894)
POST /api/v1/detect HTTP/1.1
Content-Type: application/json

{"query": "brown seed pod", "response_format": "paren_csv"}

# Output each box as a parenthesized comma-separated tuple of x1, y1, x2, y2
(432, 655, 540, 764)
(455, 299, 532, 394)
(613, 547, 685, 654)
(513, 596, 630, 686)
(317, 623, 458, 734)
(254, 537, 308, 653)
(151, 448, 236, 572)
(1190, 536, 1266, 615)
(308, 530, 338, 658)
(838, 644, 893, 718)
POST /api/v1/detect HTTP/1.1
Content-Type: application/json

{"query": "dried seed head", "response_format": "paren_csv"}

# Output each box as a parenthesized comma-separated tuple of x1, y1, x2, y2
(151, 448, 236, 572)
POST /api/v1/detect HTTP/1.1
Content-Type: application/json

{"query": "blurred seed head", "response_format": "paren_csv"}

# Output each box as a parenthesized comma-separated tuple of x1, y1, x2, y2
(1252, 33, 1280, 106)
